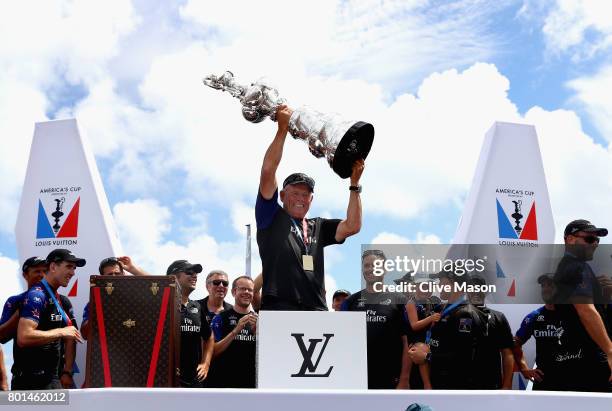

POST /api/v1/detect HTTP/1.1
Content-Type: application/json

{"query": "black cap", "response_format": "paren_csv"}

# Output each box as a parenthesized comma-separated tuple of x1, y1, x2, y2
(393, 271, 415, 285)
(282, 173, 315, 192)
(564, 219, 608, 238)
(332, 289, 351, 299)
(537, 273, 554, 285)
(166, 260, 203, 275)
(22, 256, 48, 273)
(46, 249, 86, 267)
(467, 275, 486, 286)
(433, 268, 456, 281)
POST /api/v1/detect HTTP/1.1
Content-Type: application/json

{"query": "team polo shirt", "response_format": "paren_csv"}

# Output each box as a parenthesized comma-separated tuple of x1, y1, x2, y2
(341, 290, 408, 388)
(0, 292, 27, 343)
(553, 254, 612, 391)
(516, 307, 564, 374)
(554, 254, 608, 357)
(82, 302, 89, 323)
(196, 296, 233, 324)
(209, 308, 257, 388)
(179, 300, 212, 384)
(12, 283, 76, 382)
(256, 189, 343, 310)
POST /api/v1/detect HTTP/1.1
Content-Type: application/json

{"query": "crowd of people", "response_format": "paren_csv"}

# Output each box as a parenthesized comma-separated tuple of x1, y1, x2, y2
(0, 217, 610, 391)
(1, 108, 610, 392)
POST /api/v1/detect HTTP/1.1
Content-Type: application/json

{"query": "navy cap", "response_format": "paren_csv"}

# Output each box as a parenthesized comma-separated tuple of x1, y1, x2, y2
(282, 173, 315, 192)
(166, 260, 203, 275)
(564, 219, 608, 237)
(46, 249, 86, 267)
(22, 256, 48, 273)
(393, 271, 415, 285)
(332, 289, 351, 299)
(537, 273, 554, 285)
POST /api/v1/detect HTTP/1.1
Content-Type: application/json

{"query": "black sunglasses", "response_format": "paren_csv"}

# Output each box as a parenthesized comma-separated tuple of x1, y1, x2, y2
(100, 257, 120, 265)
(572, 234, 600, 244)
(209, 279, 229, 287)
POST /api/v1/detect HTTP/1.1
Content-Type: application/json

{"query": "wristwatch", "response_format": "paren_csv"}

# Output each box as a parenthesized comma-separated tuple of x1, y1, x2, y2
(61, 370, 73, 378)
(349, 184, 362, 193)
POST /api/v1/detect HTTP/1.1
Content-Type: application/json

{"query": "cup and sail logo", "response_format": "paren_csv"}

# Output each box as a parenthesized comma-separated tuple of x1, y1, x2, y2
(35, 186, 81, 246)
(495, 188, 538, 244)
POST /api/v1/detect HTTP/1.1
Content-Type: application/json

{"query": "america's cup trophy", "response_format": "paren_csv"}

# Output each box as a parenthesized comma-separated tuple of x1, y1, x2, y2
(203, 71, 374, 178)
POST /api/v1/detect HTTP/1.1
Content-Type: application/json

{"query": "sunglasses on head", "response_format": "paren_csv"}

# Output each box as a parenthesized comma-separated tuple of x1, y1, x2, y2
(209, 279, 229, 287)
(572, 234, 600, 244)
(101, 257, 120, 265)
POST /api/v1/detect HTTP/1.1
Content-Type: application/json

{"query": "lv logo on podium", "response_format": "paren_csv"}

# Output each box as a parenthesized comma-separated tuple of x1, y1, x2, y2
(290, 333, 334, 377)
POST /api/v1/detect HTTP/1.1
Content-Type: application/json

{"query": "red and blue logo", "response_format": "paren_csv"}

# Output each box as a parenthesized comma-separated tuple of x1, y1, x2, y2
(496, 198, 537, 241)
(36, 197, 80, 239)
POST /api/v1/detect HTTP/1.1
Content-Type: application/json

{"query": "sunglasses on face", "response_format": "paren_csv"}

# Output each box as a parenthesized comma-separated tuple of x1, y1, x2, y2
(209, 279, 229, 287)
(572, 234, 600, 244)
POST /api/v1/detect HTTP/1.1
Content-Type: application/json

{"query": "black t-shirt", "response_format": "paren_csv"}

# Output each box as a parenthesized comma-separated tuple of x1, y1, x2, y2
(179, 300, 212, 383)
(470, 305, 513, 389)
(196, 296, 233, 324)
(341, 290, 408, 389)
(428, 301, 512, 389)
(12, 283, 76, 382)
(256, 189, 343, 310)
(209, 308, 256, 388)
(553, 253, 608, 359)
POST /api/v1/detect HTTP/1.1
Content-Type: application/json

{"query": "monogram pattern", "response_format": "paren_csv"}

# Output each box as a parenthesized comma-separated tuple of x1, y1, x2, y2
(87, 276, 179, 387)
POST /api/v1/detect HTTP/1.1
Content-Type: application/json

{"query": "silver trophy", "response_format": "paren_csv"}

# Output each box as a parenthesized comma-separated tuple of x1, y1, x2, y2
(203, 71, 374, 178)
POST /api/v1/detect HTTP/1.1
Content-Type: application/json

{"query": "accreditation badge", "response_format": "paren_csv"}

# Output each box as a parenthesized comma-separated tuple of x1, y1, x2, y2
(302, 255, 314, 271)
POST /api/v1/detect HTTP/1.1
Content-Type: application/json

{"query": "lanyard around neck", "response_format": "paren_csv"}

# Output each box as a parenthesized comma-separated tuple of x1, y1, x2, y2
(291, 218, 310, 254)
(41, 278, 72, 327)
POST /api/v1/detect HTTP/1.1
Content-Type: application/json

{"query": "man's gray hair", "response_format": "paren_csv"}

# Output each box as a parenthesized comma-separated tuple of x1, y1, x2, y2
(206, 269, 229, 282)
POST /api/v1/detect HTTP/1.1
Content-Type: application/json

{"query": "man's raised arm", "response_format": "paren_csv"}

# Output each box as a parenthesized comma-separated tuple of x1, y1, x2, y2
(335, 159, 364, 242)
(573, 302, 612, 380)
(260, 105, 292, 199)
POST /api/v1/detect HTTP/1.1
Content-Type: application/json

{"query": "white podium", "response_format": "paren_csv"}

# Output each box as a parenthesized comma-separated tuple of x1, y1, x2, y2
(257, 311, 367, 389)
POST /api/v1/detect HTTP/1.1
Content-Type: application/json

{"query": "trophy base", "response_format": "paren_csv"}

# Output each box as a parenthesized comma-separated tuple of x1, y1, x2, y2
(332, 121, 374, 179)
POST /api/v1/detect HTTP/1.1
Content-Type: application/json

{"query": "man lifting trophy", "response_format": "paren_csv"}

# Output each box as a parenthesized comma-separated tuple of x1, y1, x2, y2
(202, 71, 374, 178)
(203, 71, 369, 310)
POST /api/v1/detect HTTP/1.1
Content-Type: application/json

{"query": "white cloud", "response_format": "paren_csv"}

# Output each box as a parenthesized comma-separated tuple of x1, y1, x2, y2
(2, 0, 612, 302)
(541, 0, 612, 60)
(180, 0, 503, 90)
(112, 199, 259, 301)
(566, 65, 612, 142)
(0, 254, 22, 309)
(0, 1, 138, 234)
(324, 274, 339, 309)
(524, 106, 612, 242)
(0, 78, 48, 233)
(0, 254, 22, 372)
(371, 232, 442, 244)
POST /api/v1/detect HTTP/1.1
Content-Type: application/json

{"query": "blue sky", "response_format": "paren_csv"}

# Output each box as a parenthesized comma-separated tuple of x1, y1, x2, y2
(1, 0, 612, 303)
